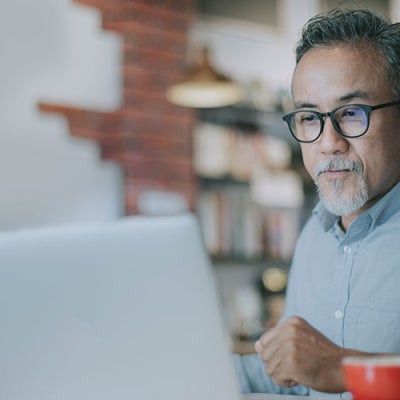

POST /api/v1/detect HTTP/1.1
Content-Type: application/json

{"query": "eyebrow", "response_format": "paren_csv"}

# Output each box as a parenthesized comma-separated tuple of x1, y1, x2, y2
(339, 90, 369, 102)
(293, 90, 370, 109)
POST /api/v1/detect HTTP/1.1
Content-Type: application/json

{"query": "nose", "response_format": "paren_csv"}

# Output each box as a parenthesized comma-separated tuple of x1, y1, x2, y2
(319, 116, 350, 154)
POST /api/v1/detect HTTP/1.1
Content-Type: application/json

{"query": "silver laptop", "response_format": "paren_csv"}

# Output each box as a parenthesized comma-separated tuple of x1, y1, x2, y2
(0, 213, 241, 400)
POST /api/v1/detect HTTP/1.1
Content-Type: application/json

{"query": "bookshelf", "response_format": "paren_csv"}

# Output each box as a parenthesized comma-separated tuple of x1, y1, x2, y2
(194, 104, 313, 263)
(197, 177, 302, 262)
(193, 104, 316, 344)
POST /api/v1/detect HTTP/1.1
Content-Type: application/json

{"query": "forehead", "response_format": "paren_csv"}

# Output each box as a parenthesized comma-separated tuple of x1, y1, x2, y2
(292, 45, 392, 104)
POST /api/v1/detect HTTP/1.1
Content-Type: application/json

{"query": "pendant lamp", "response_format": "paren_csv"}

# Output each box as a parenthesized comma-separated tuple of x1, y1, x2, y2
(166, 47, 243, 108)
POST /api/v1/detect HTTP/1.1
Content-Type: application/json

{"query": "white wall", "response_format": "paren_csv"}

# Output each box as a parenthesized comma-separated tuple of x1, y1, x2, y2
(0, 0, 124, 231)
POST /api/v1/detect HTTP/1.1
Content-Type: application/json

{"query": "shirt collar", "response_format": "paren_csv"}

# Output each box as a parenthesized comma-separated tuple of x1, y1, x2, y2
(313, 182, 400, 232)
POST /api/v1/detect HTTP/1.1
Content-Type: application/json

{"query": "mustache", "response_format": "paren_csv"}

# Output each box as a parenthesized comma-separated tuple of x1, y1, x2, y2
(314, 159, 363, 177)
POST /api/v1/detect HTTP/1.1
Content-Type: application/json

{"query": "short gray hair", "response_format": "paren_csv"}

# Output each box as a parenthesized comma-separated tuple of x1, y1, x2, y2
(296, 8, 400, 98)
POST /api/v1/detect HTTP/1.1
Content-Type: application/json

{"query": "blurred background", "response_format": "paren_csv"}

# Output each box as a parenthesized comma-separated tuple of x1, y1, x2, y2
(1, 0, 397, 351)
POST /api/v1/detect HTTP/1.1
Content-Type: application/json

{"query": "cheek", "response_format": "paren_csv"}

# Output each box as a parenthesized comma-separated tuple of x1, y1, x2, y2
(357, 138, 391, 180)
(301, 146, 316, 179)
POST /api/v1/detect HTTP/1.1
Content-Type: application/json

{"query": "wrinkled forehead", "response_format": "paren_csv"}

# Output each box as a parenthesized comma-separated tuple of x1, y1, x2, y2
(291, 45, 391, 105)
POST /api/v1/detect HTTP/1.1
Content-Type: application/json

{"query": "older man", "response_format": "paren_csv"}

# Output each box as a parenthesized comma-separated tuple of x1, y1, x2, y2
(235, 7, 400, 398)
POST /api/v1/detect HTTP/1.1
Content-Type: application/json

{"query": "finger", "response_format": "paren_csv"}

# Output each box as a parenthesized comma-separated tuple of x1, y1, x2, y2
(258, 326, 279, 347)
(265, 358, 299, 388)
(254, 340, 263, 353)
(283, 379, 299, 388)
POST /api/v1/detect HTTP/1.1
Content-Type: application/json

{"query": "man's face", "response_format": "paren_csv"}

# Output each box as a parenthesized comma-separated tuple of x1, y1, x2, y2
(292, 45, 400, 228)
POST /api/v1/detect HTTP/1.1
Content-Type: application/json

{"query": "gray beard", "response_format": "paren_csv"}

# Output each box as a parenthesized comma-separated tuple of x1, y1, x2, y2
(314, 159, 369, 217)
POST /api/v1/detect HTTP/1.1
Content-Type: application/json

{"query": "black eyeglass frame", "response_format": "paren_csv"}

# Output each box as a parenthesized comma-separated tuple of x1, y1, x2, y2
(282, 100, 400, 143)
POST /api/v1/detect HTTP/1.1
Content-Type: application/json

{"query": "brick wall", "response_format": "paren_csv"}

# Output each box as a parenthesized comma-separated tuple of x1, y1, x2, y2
(39, 0, 197, 214)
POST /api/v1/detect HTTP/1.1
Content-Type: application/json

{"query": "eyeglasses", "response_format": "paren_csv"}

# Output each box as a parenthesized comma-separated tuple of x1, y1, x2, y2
(282, 100, 400, 143)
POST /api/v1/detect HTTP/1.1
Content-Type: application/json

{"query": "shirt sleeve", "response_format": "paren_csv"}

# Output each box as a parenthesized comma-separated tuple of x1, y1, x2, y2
(233, 353, 309, 396)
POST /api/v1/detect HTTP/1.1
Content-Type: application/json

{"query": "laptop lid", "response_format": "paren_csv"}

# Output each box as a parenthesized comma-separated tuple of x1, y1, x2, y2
(0, 213, 241, 400)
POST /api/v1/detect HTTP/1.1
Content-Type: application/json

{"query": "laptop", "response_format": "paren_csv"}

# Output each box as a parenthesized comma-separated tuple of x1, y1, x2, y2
(0, 213, 242, 400)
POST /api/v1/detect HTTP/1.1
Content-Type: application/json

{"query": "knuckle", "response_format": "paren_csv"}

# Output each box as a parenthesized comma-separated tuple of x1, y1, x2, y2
(288, 316, 305, 327)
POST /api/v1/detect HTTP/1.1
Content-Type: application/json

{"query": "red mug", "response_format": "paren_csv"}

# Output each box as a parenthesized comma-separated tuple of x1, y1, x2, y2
(343, 356, 400, 400)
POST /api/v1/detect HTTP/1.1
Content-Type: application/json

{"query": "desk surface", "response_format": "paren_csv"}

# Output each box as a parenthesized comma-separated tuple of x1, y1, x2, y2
(243, 394, 324, 400)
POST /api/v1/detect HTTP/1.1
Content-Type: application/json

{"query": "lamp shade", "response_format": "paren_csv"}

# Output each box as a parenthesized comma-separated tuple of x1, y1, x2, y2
(166, 47, 243, 108)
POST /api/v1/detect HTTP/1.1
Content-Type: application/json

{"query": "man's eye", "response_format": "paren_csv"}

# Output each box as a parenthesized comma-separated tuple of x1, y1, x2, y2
(299, 113, 318, 123)
(339, 107, 364, 119)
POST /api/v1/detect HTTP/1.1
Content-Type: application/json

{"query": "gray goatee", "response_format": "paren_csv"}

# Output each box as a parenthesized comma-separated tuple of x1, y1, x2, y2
(314, 159, 368, 217)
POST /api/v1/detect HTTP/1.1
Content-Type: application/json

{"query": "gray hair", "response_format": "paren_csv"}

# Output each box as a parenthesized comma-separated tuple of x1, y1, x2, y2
(296, 8, 400, 98)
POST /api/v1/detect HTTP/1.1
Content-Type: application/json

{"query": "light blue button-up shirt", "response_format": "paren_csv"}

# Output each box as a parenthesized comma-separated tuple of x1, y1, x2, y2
(234, 182, 400, 398)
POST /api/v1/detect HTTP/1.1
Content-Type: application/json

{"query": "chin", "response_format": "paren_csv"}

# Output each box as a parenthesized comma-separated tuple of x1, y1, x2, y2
(317, 180, 369, 217)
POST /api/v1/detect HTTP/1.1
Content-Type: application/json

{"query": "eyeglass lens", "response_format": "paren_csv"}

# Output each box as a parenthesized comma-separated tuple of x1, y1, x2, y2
(289, 105, 368, 142)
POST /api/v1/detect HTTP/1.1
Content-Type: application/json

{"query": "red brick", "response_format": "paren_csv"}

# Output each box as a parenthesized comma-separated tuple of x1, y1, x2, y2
(123, 32, 187, 62)
(102, 3, 193, 34)
(123, 64, 173, 91)
(41, 0, 197, 215)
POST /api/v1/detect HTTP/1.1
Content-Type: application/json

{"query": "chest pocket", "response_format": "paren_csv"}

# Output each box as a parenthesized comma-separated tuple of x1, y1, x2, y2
(354, 306, 400, 353)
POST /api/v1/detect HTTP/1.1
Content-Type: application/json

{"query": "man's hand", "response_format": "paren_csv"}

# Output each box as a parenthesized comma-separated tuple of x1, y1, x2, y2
(254, 316, 350, 393)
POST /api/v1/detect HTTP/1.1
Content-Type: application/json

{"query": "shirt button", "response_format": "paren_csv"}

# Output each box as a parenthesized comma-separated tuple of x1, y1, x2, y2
(334, 310, 343, 319)
(343, 245, 352, 254)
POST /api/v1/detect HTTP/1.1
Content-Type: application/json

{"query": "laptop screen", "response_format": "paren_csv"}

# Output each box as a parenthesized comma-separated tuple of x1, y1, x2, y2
(0, 213, 241, 400)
